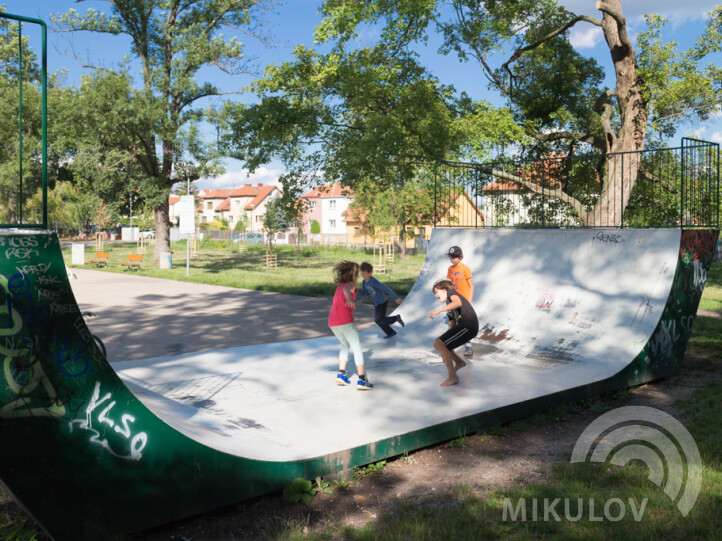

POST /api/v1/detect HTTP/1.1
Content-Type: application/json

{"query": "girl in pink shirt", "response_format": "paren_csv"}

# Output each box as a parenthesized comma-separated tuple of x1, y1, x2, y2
(329, 261, 373, 390)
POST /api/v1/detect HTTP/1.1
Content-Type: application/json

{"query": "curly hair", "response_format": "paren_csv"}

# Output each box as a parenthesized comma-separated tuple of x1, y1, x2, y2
(333, 260, 360, 284)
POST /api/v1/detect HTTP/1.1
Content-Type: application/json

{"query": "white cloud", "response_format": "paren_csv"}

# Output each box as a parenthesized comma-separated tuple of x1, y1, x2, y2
(558, 0, 713, 22)
(197, 166, 284, 190)
(569, 26, 603, 49)
(708, 131, 722, 145)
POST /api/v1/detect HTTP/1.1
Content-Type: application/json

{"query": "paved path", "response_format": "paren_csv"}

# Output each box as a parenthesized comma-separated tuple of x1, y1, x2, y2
(68, 268, 375, 362)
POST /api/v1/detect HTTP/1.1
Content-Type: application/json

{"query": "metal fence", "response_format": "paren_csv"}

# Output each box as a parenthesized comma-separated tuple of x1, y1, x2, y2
(0, 12, 48, 229)
(434, 138, 720, 229)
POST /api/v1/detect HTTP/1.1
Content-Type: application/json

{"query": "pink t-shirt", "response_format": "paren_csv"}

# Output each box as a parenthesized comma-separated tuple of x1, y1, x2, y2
(328, 282, 356, 326)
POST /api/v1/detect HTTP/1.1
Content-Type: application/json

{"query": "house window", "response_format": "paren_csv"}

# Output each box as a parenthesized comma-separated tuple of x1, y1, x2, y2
(206, 201, 213, 209)
(235, 200, 241, 208)
(329, 199, 336, 209)
(309, 201, 316, 210)
(256, 216, 263, 223)
(329, 219, 336, 229)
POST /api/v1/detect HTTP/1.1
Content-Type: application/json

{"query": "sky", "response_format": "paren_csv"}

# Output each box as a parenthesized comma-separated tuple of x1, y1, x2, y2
(2, 0, 721, 190)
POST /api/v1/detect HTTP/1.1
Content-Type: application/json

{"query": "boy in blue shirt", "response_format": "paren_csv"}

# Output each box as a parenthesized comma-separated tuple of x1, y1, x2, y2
(358, 262, 404, 338)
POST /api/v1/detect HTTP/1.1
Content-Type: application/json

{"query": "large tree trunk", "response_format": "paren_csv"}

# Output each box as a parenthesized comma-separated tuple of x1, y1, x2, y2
(154, 200, 170, 265)
(593, 0, 647, 226)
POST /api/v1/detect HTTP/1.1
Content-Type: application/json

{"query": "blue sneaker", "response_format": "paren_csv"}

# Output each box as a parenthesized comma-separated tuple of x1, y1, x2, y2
(397, 314, 405, 328)
(357, 378, 374, 390)
(336, 372, 351, 385)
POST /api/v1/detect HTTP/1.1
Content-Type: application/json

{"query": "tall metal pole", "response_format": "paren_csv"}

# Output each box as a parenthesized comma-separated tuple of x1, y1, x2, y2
(186, 172, 190, 277)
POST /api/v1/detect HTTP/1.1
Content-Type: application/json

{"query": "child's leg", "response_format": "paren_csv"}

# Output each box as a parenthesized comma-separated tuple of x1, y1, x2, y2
(374, 301, 395, 336)
(433, 338, 459, 386)
(330, 326, 350, 371)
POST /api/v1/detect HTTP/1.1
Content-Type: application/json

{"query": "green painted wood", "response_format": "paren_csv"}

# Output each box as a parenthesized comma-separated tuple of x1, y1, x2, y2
(0, 229, 717, 539)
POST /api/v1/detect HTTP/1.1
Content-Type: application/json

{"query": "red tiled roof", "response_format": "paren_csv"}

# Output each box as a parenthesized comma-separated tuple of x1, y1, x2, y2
(229, 184, 263, 197)
(246, 185, 278, 210)
(168, 195, 180, 205)
(199, 189, 232, 200)
(301, 183, 352, 199)
(216, 197, 231, 211)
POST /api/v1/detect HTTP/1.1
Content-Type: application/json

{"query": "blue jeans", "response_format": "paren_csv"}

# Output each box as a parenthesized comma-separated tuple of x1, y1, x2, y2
(374, 301, 400, 336)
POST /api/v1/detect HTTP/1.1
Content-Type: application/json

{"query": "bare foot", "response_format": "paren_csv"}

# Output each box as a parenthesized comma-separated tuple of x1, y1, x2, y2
(453, 360, 467, 372)
(440, 376, 459, 387)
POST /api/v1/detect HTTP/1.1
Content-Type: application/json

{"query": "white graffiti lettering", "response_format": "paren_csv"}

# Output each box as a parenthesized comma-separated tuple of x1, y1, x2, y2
(15, 263, 52, 275)
(70, 381, 148, 461)
(50, 303, 76, 315)
(38, 289, 61, 301)
(5, 247, 40, 259)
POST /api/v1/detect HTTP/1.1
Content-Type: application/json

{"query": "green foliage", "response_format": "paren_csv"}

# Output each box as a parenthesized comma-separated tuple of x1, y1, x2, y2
(283, 477, 314, 504)
(353, 460, 386, 480)
(233, 213, 250, 232)
(282, 476, 334, 503)
(205, 219, 229, 231)
(50, 1, 271, 250)
(310, 219, 321, 234)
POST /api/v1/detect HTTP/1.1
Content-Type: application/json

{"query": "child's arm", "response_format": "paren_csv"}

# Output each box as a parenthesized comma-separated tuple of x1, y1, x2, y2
(378, 281, 403, 304)
(343, 282, 356, 308)
(428, 294, 462, 319)
(467, 277, 474, 303)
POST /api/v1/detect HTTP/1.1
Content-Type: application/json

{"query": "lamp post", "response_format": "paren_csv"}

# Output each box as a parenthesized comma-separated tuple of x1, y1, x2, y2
(176, 161, 197, 277)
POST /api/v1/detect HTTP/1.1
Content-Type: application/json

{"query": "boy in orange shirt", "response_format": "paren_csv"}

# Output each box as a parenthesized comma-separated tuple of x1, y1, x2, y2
(446, 245, 475, 356)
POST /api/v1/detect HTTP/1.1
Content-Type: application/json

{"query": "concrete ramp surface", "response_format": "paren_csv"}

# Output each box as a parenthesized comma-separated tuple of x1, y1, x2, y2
(0, 228, 717, 539)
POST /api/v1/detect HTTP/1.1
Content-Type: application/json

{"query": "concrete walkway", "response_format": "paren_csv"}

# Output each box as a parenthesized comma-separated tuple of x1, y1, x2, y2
(68, 268, 375, 362)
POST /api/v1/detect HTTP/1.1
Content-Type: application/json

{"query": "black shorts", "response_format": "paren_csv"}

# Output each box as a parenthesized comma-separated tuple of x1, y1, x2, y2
(438, 323, 478, 350)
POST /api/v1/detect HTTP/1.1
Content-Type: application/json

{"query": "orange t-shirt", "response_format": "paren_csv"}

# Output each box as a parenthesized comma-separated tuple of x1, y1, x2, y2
(447, 262, 472, 301)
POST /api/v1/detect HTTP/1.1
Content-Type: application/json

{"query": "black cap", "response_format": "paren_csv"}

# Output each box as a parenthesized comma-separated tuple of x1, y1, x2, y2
(448, 246, 463, 258)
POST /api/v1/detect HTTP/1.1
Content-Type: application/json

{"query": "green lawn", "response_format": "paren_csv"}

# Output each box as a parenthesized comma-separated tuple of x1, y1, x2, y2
(64, 240, 426, 297)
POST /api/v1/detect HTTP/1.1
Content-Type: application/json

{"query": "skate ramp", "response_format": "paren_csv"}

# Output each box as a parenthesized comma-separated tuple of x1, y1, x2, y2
(0, 228, 717, 539)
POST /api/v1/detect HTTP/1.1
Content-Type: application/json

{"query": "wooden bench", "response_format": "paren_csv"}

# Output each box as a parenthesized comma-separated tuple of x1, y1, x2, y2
(88, 252, 109, 268)
(119, 254, 143, 271)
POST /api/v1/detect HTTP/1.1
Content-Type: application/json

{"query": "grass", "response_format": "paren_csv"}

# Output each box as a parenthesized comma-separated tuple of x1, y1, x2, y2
(63, 240, 426, 297)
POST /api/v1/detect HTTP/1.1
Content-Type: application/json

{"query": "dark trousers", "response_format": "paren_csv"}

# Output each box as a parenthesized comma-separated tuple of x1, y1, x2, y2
(375, 301, 399, 336)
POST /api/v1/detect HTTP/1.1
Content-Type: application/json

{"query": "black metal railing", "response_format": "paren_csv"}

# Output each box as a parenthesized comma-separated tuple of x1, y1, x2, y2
(434, 139, 719, 229)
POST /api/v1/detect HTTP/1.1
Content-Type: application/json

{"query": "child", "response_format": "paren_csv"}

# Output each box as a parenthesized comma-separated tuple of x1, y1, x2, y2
(329, 261, 374, 390)
(358, 262, 404, 338)
(428, 279, 479, 387)
(446, 245, 475, 356)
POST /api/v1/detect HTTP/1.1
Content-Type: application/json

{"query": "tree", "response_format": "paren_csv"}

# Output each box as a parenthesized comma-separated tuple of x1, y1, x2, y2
(223, 44, 499, 251)
(52, 0, 273, 262)
(315, 0, 722, 225)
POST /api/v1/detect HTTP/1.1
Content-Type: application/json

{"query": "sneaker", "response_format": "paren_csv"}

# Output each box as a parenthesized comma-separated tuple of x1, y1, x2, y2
(336, 372, 351, 385)
(357, 378, 374, 390)
(464, 344, 473, 357)
(396, 314, 405, 328)
(383, 332, 397, 339)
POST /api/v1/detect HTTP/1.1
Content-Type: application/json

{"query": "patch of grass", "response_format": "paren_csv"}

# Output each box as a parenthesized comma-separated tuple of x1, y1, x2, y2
(353, 460, 387, 480)
(0, 515, 40, 541)
(64, 242, 426, 297)
(698, 262, 722, 311)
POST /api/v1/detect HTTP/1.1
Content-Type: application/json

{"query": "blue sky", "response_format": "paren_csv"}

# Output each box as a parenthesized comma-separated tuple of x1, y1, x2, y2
(3, 0, 720, 190)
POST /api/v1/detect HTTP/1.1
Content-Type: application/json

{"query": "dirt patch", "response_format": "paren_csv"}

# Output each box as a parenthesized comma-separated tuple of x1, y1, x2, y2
(2, 349, 719, 540)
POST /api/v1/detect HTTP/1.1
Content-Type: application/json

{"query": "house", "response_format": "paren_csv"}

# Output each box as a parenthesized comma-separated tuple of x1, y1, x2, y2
(168, 195, 181, 226)
(197, 184, 282, 232)
(197, 189, 232, 224)
(299, 183, 353, 240)
(480, 156, 579, 227)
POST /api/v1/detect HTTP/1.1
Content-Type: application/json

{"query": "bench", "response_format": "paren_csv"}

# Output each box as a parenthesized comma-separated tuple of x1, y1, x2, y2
(88, 252, 109, 268)
(119, 254, 143, 271)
